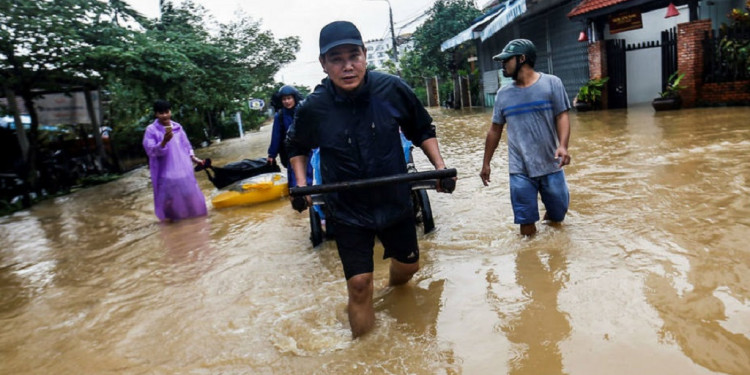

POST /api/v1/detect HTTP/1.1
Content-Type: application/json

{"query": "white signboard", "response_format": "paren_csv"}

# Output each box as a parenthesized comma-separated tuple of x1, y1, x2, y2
(248, 98, 265, 110)
(0, 91, 101, 125)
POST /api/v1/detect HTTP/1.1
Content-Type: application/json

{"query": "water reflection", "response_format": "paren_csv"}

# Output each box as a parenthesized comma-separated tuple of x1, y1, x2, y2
(0, 262, 27, 317)
(496, 243, 570, 375)
(646, 271, 750, 375)
(0, 212, 55, 312)
(158, 216, 214, 269)
(378, 279, 445, 337)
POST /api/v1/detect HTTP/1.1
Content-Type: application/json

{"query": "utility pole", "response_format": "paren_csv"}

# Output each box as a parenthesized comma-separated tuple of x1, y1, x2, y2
(368, 0, 399, 64)
(386, 0, 398, 63)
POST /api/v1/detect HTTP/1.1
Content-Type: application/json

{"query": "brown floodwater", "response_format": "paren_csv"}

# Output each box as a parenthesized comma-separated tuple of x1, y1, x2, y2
(1, 104, 749, 374)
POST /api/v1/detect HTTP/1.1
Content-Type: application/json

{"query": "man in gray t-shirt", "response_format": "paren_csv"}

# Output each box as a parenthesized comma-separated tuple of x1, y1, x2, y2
(480, 39, 572, 236)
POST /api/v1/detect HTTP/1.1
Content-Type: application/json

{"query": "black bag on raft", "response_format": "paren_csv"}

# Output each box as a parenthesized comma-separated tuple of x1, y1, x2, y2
(197, 158, 280, 189)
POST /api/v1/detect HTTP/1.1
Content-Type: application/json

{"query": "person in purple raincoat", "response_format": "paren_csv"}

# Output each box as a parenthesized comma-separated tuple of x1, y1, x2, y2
(143, 100, 207, 221)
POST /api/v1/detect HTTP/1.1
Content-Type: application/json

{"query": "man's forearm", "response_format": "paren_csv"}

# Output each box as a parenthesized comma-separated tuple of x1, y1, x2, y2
(419, 138, 447, 169)
(483, 123, 503, 166)
(555, 111, 570, 149)
(289, 155, 309, 186)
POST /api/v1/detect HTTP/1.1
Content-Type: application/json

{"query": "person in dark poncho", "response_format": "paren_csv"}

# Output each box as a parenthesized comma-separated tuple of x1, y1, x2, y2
(266, 85, 312, 188)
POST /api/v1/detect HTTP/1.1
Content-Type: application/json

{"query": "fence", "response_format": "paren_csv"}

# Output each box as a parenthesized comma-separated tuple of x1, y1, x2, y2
(621, 28, 677, 95)
(703, 26, 750, 83)
(661, 27, 678, 92)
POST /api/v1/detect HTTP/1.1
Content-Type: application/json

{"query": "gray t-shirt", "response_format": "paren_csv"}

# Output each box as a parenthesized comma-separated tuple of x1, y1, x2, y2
(492, 73, 571, 178)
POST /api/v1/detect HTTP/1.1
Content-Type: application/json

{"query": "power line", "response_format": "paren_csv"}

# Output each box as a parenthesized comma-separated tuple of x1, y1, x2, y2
(393, 3, 432, 25)
(396, 11, 429, 33)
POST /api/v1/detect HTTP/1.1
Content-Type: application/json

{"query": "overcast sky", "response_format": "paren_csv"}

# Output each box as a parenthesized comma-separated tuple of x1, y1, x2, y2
(125, 0, 447, 89)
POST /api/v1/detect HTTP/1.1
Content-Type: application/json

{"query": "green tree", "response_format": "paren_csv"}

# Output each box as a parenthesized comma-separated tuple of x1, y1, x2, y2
(1, 0, 300, 202)
(0, 0, 115, 192)
(399, 0, 480, 106)
(134, 1, 300, 141)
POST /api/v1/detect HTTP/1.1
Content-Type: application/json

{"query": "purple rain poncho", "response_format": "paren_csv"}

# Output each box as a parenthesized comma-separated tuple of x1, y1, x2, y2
(143, 120, 207, 221)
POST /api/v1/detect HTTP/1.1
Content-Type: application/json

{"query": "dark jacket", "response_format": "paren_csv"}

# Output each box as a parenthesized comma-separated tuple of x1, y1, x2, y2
(286, 71, 436, 229)
(268, 86, 303, 166)
(268, 107, 296, 166)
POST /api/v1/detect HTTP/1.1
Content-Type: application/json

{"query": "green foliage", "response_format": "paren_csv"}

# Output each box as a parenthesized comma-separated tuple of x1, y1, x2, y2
(659, 71, 686, 98)
(720, 38, 750, 74)
(380, 59, 399, 76)
(413, 86, 428, 105)
(294, 85, 312, 98)
(1, 0, 301, 162)
(576, 77, 609, 105)
(719, 3, 750, 78)
(80, 173, 121, 187)
(438, 80, 454, 106)
(0, 0, 301, 203)
(399, 0, 481, 89)
(398, 49, 426, 87)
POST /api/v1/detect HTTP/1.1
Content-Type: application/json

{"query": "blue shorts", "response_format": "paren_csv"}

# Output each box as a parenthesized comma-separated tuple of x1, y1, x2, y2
(509, 171, 569, 225)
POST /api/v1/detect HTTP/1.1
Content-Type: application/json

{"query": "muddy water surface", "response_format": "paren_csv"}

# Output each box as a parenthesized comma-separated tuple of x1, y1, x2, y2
(1, 105, 749, 374)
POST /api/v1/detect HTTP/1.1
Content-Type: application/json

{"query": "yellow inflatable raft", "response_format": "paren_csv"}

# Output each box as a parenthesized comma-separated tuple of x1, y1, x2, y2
(211, 172, 288, 208)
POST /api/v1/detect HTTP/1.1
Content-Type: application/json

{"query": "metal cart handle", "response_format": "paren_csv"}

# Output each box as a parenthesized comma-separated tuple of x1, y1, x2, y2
(289, 168, 456, 197)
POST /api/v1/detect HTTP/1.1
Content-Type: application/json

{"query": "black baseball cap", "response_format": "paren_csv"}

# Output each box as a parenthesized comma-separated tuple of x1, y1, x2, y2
(319, 21, 364, 55)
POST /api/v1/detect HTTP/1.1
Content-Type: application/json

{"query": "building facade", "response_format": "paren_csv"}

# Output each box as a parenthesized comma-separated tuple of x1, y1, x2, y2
(443, 0, 748, 108)
(365, 36, 414, 71)
(569, 0, 746, 108)
(442, 0, 592, 107)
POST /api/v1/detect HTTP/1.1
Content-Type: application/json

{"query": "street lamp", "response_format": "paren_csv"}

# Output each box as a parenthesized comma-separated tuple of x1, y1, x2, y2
(367, 0, 399, 64)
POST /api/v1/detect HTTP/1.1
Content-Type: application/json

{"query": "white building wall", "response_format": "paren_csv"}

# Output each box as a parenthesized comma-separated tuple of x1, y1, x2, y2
(626, 48, 662, 104)
(365, 38, 414, 71)
(604, 6, 689, 105)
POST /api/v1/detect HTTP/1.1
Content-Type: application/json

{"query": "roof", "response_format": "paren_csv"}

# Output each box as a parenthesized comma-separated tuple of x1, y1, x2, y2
(440, 6, 506, 51)
(567, 0, 631, 18)
(567, 0, 687, 20)
(440, 0, 527, 52)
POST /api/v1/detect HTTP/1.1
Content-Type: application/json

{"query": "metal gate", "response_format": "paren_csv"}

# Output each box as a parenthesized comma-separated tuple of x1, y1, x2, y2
(606, 39, 627, 109)
(661, 27, 677, 92)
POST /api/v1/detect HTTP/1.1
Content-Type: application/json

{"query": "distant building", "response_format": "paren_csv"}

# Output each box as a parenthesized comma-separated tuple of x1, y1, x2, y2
(365, 34, 414, 71)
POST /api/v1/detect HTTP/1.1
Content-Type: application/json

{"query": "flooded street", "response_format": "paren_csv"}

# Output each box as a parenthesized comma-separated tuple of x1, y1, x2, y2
(1, 105, 749, 374)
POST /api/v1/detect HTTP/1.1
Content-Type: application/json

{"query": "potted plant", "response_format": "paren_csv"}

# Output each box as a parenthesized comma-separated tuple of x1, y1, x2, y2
(652, 71, 685, 111)
(574, 77, 609, 111)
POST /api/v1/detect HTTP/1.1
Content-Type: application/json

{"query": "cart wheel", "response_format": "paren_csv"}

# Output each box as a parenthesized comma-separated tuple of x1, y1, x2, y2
(310, 208, 324, 247)
(416, 189, 435, 234)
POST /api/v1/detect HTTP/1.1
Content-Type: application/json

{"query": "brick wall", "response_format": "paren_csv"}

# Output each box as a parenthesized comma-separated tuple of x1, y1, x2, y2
(699, 81, 750, 105)
(677, 20, 711, 108)
(588, 41, 608, 109)
(588, 41, 607, 79)
(582, 19, 747, 107)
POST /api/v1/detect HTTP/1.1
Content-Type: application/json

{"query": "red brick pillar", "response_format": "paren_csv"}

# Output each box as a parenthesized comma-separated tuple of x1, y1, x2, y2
(588, 41, 608, 108)
(588, 41, 607, 79)
(677, 19, 711, 108)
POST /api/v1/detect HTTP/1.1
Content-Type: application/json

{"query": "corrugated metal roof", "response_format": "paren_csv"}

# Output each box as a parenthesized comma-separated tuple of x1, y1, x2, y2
(440, 6, 506, 51)
(479, 0, 527, 41)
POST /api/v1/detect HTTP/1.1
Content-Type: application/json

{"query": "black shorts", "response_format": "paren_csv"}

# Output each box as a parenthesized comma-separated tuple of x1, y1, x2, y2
(332, 216, 419, 280)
